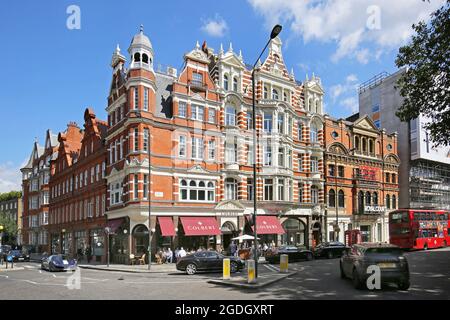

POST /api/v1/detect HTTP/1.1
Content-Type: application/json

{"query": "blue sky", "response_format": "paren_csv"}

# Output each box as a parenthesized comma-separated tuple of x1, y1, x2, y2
(0, 0, 443, 191)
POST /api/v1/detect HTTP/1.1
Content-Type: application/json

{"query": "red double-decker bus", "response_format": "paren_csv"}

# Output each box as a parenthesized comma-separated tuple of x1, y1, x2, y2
(389, 209, 450, 250)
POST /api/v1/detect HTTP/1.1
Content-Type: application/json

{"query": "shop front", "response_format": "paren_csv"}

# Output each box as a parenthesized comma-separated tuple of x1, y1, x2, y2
(106, 218, 130, 264)
(244, 215, 285, 248)
(154, 217, 176, 254)
(177, 217, 221, 252)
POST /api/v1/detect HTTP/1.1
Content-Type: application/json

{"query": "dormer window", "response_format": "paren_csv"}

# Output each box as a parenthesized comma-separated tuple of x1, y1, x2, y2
(192, 72, 203, 86)
(233, 77, 238, 92)
(224, 74, 229, 91)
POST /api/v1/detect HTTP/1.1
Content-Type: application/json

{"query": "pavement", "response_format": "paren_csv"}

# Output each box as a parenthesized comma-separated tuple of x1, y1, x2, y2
(78, 263, 177, 273)
(207, 271, 297, 289)
(0, 248, 449, 300)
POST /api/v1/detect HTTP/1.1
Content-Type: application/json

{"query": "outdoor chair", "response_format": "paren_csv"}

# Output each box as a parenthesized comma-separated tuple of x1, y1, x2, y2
(138, 254, 146, 265)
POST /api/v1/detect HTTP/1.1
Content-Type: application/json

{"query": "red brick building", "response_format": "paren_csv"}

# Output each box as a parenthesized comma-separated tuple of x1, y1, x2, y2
(104, 28, 326, 263)
(21, 130, 59, 253)
(47, 109, 108, 262)
(323, 114, 400, 243)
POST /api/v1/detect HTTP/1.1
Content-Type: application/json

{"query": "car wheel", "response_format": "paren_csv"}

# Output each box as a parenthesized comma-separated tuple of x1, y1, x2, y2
(340, 263, 346, 279)
(230, 262, 238, 273)
(398, 280, 410, 291)
(327, 251, 334, 259)
(185, 263, 197, 275)
(352, 268, 363, 290)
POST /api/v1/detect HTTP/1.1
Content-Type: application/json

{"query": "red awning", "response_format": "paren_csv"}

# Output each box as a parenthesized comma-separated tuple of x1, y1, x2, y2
(158, 217, 176, 237)
(247, 215, 285, 235)
(106, 218, 125, 234)
(180, 217, 221, 236)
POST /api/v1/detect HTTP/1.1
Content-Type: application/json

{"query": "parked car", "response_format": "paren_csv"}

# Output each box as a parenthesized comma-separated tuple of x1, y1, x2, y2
(313, 241, 347, 259)
(41, 255, 77, 272)
(264, 246, 314, 264)
(340, 243, 410, 290)
(8, 249, 30, 262)
(176, 250, 244, 275)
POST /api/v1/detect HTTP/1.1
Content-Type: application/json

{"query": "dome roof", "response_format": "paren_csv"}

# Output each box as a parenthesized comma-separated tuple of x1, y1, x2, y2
(129, 25, 153, 52)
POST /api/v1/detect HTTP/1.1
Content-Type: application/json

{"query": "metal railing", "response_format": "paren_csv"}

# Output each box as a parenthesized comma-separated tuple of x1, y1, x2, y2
(358, 71, 389, 93)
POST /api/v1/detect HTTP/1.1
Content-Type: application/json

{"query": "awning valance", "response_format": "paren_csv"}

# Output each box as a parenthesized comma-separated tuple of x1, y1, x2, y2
(180, 217, 221, 236)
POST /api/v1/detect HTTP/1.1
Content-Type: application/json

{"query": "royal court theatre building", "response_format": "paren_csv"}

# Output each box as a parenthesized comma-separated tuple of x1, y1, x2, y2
(323, 114, 400, 243)
(102, 28, 327, 263)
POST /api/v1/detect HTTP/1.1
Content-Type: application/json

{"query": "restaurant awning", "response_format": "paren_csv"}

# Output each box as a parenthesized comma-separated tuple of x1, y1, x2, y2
(105, 218, 125, 234)
(180, 217, 221, 236)
(158, 217, 176, 237)
(247, 215, 285, 235)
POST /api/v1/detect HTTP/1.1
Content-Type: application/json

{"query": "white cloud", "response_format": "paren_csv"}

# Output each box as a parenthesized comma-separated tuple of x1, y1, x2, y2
(330, 74, 359, 102)
(340, 97, 359, 113)
(0, 161, 24, 193)
(248, 0, 444, 63)
(201, 14, 229, 37)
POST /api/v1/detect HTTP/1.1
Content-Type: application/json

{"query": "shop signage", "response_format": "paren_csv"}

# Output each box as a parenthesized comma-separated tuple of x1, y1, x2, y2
(186, 221, 219, 232)
(364, 206, 386, 214)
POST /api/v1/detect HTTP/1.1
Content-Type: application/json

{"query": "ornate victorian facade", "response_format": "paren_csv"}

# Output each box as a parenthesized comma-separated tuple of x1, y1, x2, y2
(323, 115, 400, 243)
(103, 29, 326, 262)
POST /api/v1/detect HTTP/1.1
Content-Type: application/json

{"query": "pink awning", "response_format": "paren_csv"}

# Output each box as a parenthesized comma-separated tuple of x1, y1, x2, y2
(180, 217, 221, 236)
(158, 217, 176, 237)
(247, 215, 285, 235)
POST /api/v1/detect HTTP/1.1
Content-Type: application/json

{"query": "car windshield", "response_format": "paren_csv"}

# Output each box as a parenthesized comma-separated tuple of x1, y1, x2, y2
(364, 248, 403, 255)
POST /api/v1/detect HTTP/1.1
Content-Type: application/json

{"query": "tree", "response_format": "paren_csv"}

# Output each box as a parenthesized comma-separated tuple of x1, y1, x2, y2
(0, 212, 18, 245)
(395, 0, 450, 146)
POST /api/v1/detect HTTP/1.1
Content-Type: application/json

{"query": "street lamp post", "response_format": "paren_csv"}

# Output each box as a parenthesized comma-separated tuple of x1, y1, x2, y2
(251, 24, 282, 278)
(148, 128, 152, 271)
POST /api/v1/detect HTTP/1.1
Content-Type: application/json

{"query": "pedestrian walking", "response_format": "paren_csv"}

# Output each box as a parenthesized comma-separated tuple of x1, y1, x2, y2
(229, 241, 237, 257)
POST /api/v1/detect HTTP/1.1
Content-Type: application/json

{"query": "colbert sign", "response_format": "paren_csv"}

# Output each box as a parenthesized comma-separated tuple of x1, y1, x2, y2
(186, 221, 218, 232)
(364, 206, 386, 214)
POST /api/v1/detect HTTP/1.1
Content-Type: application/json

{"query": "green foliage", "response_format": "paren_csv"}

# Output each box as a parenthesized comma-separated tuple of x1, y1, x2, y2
(0, 191, 22, 202)
(0, 212, 18, 238)
(395, 0, 450, 146)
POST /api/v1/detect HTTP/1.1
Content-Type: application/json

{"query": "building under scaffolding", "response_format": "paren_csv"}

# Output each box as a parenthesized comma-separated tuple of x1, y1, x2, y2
(409, 160, 450, 210)
(359, 69, 450, 211)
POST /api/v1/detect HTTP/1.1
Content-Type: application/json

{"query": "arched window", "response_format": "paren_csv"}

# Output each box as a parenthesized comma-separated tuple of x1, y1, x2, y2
(223, 74, 229, 91)
(272, 88, 279, 100)
(328, 189, 336, 207)
(362, 138, 367, 152)
(310, 123, 318, 143)
(233, 77, 238, 92)
(134, 52, 141, 62)
(365, 191, 371, 205)
(355, 136, 360, 150)
(358, 191, 364, 213)
(142, 53, 149, 64)
(263, 86, 268, 99)
(311, 186, 319, 204)
(225, 178, 238, 200)
(386, 194, 391, 209)
(369, 139, 374, 154)
(338, 190, 345, 208)
(373, 192, 378, 205)
(392, 195, 396, 209)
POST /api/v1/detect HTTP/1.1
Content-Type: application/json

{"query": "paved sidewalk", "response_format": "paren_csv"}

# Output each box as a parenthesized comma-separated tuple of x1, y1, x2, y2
(0, 263, 24, 271)
(208, 271, 297, 289)
(78, 263, 177, 274)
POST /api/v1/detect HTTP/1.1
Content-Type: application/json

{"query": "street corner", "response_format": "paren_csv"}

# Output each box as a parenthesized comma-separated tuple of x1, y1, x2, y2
(207, 271, 298, 289)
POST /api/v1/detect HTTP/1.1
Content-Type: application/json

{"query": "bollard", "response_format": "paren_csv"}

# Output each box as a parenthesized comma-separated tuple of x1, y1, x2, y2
(223, 258, 231, 280)
(247, 259, 256, 284)
(280, 254, 288, 273)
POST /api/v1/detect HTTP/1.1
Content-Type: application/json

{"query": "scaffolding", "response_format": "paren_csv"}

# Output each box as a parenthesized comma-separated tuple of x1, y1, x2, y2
(409, 160, 450, 210)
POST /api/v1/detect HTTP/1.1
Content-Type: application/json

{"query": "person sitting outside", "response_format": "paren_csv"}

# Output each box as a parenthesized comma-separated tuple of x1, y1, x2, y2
(178, 247, 187, 258)
(165, 248, 173, 263)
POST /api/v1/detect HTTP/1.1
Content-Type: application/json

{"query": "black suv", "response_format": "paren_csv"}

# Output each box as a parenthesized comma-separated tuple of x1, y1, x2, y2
(340, 243, 410, 290)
